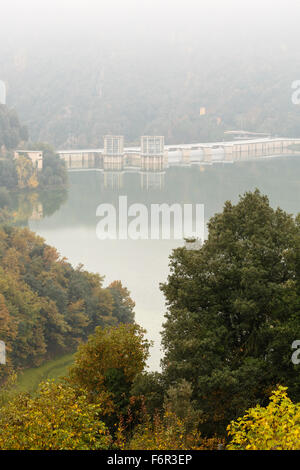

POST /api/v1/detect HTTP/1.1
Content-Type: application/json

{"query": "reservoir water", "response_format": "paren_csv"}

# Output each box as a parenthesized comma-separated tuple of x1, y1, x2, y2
(28, 156, 300, 370)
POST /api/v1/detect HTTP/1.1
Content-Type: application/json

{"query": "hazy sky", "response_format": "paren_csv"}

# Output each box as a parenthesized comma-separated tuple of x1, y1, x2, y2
(1, 0, 300, 80)
(2, 0, 300, 42)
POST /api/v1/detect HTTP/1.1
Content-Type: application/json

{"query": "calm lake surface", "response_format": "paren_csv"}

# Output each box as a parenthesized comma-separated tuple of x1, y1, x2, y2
(29, 156, 300, 370)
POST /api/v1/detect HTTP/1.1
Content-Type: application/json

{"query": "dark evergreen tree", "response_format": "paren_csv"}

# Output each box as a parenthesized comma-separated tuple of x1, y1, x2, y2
(161, 190, 300, 435)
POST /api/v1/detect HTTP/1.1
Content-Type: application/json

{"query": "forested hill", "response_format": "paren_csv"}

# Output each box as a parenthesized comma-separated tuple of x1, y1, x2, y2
(2, 37, 300, 148)
(0, 104, 28, 150)
(0, 225, 135, 384)
(0, 104, 67, 192)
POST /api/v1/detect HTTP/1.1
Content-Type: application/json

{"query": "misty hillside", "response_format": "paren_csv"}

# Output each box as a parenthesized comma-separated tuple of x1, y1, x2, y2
(1, 6, 300, 149)
(0, 105, 28, 150)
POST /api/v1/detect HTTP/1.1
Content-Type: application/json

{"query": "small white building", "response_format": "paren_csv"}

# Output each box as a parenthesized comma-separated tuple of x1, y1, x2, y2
(14, 150, 43, 170)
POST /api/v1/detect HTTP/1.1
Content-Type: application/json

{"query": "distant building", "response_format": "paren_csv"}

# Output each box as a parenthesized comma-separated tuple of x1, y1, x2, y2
(141, 136, 164, 156)
(103, 135, 124, 171)
(140, 136, 165, 172)
(141, 135, 165, 172)
(14, 150, 43, 170)
(57, 150, 101, 169)
(104, 135, 124, 155)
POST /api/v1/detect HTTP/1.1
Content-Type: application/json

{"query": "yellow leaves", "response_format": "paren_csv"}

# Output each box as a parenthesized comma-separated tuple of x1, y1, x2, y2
(15, 156, 39, 190)
(28, 173, 39, 189)
(127, 409, 209, 451)
(0, 381, 112, 450)
(227, 386, 300, 450)
(68, 324, 151, 410)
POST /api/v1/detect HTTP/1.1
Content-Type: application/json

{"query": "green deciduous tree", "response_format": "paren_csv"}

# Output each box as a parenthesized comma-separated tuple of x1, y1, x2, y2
(161, 190, 300, 435)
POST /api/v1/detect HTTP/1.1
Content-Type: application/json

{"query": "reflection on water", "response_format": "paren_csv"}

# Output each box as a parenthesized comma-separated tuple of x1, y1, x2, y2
(11, 189, 67, 226)
(29, 156, 300, 370)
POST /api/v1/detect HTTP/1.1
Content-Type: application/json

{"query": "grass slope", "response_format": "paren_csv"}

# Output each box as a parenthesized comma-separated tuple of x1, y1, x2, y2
(15, 353, 75, 394)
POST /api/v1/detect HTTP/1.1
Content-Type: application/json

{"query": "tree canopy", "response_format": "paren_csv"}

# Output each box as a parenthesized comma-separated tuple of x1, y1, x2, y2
(0, 104, 28, 150)
(161, 190, 300, 435)
(68, 323, 151, 428)
(0, 226, 135, 384)
(0, 381, 112, 450)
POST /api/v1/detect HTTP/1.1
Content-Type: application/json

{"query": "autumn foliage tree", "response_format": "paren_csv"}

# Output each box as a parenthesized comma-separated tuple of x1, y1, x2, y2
(227, 386, 300, 450)
(0, 226, 135, 383)
(0, 293, 17, 382)
(68, 324, 151, 422)
(0, 381, 112, 450)
(15, 155, 39, 189)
